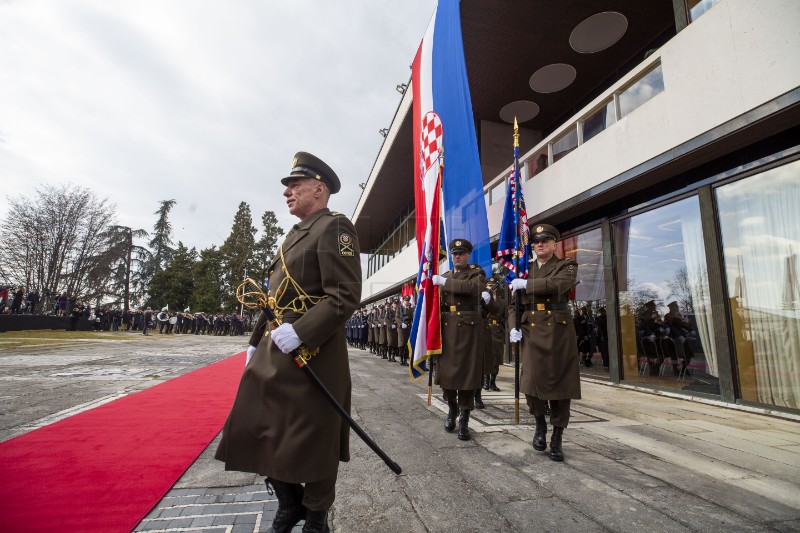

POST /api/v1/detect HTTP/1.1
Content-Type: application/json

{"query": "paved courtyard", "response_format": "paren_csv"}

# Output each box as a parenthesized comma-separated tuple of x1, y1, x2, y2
(1, 332, 799, 532)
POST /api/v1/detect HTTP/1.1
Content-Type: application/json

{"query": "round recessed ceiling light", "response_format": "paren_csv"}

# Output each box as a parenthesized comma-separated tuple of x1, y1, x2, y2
(570, 11, 628, 54)
(529, 63, 577, 93)
(499, 100, 540, 124)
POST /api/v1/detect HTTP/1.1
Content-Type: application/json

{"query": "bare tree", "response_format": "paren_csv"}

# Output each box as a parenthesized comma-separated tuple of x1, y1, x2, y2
(0, 184, 117, 312)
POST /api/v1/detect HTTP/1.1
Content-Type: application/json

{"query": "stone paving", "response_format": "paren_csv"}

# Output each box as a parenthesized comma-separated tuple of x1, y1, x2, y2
(2, 333, 799, 532)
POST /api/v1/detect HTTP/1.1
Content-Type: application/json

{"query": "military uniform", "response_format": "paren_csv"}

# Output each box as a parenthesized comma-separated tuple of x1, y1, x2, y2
(367, 306, 376, 353)
(396, 296, 414, 366)
(436, 239, 485, 441)
(485, 278, 507, 391)
(215, 152, 361, 531)
(386, 301, 399, 362)
(509, 223, 580, 462)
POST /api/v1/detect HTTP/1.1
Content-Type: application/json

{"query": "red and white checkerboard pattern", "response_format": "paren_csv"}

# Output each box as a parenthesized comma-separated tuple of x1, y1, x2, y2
(420, 111, 443, 173)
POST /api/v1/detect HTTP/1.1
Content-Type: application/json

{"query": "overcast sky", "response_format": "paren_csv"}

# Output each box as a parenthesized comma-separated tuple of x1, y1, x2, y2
(0, 0, 433, 251)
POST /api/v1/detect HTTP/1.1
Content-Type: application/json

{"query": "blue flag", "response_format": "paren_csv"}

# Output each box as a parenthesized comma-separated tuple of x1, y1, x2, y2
(496, 140, 530, 284)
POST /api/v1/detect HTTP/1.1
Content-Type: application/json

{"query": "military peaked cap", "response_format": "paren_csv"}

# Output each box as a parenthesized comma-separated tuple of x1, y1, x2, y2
(281, 151, 341, 194)
(531, 223, 561, 242)
(449, 238, 473, 254)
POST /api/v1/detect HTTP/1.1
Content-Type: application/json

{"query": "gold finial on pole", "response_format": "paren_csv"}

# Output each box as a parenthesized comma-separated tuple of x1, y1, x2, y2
(514, 117, 519, 148)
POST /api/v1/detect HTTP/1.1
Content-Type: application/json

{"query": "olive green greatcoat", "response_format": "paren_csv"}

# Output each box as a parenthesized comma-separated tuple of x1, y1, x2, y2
(480, 299, 493, 374)
(508, 255, 581, 400)
(215, 208, 362, 483)
(487, 286, 508, 369)
(367, 311, 375, 344)
(377, 308, 387, 346)
(387, 307, 398, 347)
(396, 303, 413, 348)
(438, 265, 485, 390)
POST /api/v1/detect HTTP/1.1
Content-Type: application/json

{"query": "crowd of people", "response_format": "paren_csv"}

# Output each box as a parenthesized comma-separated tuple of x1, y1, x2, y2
(0, 285, 249, 337)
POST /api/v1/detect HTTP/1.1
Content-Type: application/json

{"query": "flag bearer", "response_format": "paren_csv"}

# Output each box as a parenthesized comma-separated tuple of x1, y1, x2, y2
(508, 224, 581, 462)
(431, 239, 485, 441)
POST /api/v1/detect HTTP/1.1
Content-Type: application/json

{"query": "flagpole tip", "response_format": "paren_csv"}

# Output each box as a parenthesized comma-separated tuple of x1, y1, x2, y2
(513, 117, 519, 148)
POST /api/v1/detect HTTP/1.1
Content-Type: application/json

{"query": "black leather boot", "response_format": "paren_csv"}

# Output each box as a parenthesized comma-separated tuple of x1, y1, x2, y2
(265, 478, 306, 533)
(457, 409, 471, 441)
(444, 398, 458, 432)
(474, 389, 485, 409)
(490, 374, 501, 391)
(482, 375, 491, 390)
(549, 426, 565, 462)
(302, 509, 329, 532)
(532, 415, 547, 451)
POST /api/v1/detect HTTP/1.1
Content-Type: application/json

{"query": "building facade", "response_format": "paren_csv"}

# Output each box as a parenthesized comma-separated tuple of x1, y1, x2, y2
(353, 0, 800, 415)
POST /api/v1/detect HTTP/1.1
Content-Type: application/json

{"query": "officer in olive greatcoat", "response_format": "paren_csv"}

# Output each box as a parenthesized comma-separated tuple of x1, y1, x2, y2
(431, 239, 486, 441)
(367, 305, 376, 353)
(509, 223, 580, 462)
(386, 299, 399, 362)
(216, 152, 362, 532)
(377, 303, 388, 358)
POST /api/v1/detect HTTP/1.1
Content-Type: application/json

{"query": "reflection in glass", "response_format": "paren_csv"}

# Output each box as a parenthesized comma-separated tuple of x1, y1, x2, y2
(716, 160, 800, 409)
(619, 65, 664, 118)
(583, 100, 617, 144)
(613, 196, 720, 395)
(528, 147, 549, 179)
(556, 228, 609, 378)
(552, 126, 578, 162)
(687, 0, 720, 22)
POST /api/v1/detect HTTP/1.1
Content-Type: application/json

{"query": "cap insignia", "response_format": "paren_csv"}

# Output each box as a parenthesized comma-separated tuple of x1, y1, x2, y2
(536, 226, 544, 233)
(455, 240, 462, 246)
(292, 156, 298, 168)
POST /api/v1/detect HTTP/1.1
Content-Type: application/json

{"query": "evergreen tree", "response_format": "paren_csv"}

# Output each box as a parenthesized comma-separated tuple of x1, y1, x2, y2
(105, 225, 150, 312)
(146, 242, 196, 311)
(252, 210, 284, 287)
(144, 199, 177, 280)
(220, 202, 258, 310)
(190, 246, 226, 313)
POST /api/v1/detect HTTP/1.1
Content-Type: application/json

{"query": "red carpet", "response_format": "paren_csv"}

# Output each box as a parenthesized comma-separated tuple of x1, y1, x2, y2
(0, 351, 245, 533)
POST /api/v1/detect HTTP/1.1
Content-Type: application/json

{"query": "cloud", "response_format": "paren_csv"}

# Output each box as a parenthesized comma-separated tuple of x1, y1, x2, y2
(0, 0, 434, 252)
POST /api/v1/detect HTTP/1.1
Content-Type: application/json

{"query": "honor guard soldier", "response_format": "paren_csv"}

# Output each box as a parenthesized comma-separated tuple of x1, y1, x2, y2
(508, 224, 581, 462)
(377, 303, 388, 358)
(484, 276, 507, 391)
(431, 239, 486, 441)
(386, 299, 399, 362)
(397, 295, 414, 366)
(216, 151, 362, 532)
(367, 305, 376, 353)
(475, 276, 492, 409)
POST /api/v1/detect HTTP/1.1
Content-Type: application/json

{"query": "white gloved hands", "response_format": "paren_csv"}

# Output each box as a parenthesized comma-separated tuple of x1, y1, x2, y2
(510, 278, 528, 293)
(481, 291, 491, 304)
(431, 274, 446, 286)
(510, 328, 522, 343)
(245, 344, 257, 365)
(271, 323, 302, 354)
(401, 323, 408, 329)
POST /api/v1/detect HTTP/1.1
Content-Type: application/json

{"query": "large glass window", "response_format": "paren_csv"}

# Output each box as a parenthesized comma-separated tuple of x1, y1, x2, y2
(527, 147, 549, 180)
(619, 64, 664, 119)
(686, 0, 720, 22)
(552, 126, 578, 162)
(716, 160, 800, 409)
(556, 228, 609, 379)
(582, 100, 617, 144)
(613, 196, 720, 395)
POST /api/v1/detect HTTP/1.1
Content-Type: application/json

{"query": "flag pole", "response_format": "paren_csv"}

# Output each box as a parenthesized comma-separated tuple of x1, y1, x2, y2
(513, 117, 522, 425)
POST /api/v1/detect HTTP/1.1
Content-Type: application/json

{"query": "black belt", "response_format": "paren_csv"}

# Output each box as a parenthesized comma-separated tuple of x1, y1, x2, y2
(441, 305, 480, 313)
(525, 303, 569, 311)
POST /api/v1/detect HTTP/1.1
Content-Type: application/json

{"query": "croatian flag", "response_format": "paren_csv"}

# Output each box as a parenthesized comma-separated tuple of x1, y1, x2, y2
(412, 0, 490, 272)
(408, 111, 444, 380)
(408, 0, 490, 379)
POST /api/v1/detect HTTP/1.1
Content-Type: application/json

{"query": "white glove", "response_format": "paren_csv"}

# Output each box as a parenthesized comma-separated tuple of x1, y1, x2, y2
(431, 274, 446, 286)
(482, 291, 491, 304)
(510, 278, 527, 293)
(271, 323, 302, 354)
(246, 345, 257, 365)
(391, 324, 396, 329)
(510, 328, 522, 343)
(401, 323, 407, 329)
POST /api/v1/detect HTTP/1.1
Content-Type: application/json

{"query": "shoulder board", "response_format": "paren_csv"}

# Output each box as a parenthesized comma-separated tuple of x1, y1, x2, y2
(470, 264, 476, 269)
(330, 211, 344, 217)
